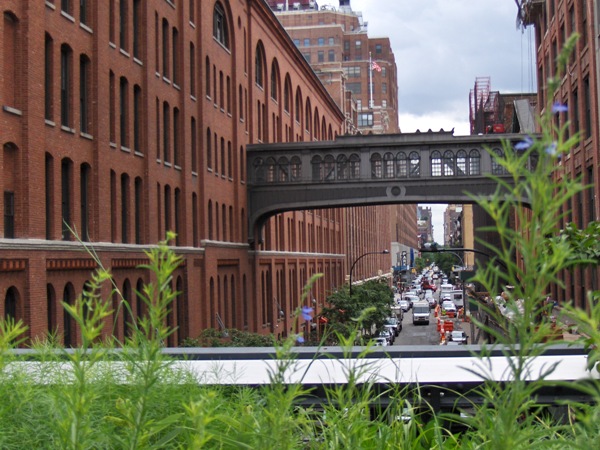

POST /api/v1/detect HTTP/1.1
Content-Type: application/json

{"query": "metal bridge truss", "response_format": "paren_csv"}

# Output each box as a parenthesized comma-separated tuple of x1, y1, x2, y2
(247, 131, 534, 245)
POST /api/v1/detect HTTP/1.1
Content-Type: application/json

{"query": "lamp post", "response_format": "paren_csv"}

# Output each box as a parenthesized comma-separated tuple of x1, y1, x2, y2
(349, 249, 389, 295)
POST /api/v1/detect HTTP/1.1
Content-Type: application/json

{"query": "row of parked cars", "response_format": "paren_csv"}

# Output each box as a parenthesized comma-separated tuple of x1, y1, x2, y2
(373, 315, 402, 346)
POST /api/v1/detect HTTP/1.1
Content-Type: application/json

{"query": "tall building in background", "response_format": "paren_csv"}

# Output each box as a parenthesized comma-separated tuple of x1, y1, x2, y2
(417, 206, 433, 247)
(443, 205, 462, 247)
(467, 76, 536, 274)
(266, 0, 399, 134)
(517, 0, 600, 309)
(267, 0, 418, 273)
(0, 0, 392, 346)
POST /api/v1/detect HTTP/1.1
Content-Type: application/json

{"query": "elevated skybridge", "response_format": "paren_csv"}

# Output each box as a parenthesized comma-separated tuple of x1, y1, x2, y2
(247, 130, 535, 245)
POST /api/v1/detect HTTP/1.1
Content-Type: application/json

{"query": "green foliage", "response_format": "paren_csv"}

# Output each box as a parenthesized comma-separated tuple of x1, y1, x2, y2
(320, 280, 394, 342)
(551, 221, 600, 267)
(1, 31, 599, 445)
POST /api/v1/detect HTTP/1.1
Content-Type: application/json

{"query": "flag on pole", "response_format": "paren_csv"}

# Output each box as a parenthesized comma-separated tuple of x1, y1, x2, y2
(371, 61, 382, 72)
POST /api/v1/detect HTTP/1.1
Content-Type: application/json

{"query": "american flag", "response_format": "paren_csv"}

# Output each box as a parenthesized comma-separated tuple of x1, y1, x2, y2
(371, 61, 382, 72)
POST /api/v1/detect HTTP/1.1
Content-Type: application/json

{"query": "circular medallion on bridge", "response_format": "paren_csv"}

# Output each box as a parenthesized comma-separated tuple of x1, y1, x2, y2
(387, 185, 406, 197)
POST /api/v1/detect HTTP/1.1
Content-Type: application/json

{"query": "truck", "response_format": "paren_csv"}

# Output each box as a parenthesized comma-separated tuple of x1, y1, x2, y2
(440, 283, 454, 300)
(451, 290, 464, 308)
(412, 301, 430, 325)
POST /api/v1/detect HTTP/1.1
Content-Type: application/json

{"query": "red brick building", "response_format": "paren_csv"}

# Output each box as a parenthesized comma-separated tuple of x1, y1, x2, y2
(0, 0, 392, 346)
(267, 0, 417, 272)
(518, 0, 600, 309)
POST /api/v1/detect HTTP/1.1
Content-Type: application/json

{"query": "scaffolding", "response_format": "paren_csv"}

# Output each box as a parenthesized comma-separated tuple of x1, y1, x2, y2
(469, 77, 504, 135)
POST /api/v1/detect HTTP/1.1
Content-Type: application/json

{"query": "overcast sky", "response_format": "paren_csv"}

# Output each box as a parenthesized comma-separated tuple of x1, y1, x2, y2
(347, 0, 538, 243)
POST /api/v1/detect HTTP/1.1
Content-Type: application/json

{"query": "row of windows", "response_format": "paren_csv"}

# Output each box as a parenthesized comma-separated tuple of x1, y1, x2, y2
(46, 0, 92, 27)
(344, 66, 387, 78)
(293, 37, 336, 47)
(252, 150, 486, 183)
(208, 274, 249, 330)
(4, 274, 187, 347)
(155, 15, 181, 86)
(205, 198, 245, 243)
(302, 50, 337, 63)
(34, 151, 244, 246)
(216, 8, 338, 143)
(43, 35, 92, 133)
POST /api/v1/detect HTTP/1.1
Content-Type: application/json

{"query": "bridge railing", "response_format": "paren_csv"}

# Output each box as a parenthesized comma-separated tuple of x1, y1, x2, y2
(247, 132, 534, 186)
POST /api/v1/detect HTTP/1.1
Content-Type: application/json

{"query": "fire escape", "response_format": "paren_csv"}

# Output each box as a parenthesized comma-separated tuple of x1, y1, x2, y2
(469, 77, 505, 135)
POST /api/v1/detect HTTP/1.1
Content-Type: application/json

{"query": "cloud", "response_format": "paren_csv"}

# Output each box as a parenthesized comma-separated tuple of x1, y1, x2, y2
(345, 0, 537, 243)
(351, 0, 536, 120)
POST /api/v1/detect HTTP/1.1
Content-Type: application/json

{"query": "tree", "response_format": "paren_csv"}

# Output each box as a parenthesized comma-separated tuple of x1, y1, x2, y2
(321, 280, 394, 343)
(549, 221, 600, 268)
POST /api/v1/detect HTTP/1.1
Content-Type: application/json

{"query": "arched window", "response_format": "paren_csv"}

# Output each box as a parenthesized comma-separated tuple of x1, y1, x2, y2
(79, 54, 91, 133)
(430, 151, 442, 177)
(383, 152, 394, 178)
(4, 286, 18, 321)
(4, 12, 20, 109)
(283, 75, 291, 113)
(311, 155, 322, 181)
(123, 279, 133, 338)
(270, 60, 279, 101)
(336, 154, 349, 180)
(136, 278, 145, 322)
(408, 151, 420, 177)
(61, 158, 74, 240)
(349, 154, 360, 179)
(80, 163, 91, 241)
(213, 2, 229, 48)
(323, 155, 335, 181)
(370, 153, 382, 179)
(277, 156, 289, 182)
(265, 157, 276, 182)
(206, 127, 212, 169)
(443, 150, 455, 176)
(60, 44, 73, 127)
(253, 157, 266, 182)
(491, 148, 506, 175)
(166, 280, 175, 346)
(176, 276, 186, 342)
(469, 149, 481, 175)
(295, 88, 302, 123)
(209, 277, 215, 328)
(290, 156, 301, 181)
(304, 100, 311, 134)
(205, 56, 211, 97)
(3, 142, 17, 239)
(45, 33, 54, 120)
(208, 200, 213, 239)
(255, 43, 265, 88)
(63, 283, 76, 347)
(47, 284, 57, 334)
(395, 152, 408, 177)
(456, 150, 467, 175)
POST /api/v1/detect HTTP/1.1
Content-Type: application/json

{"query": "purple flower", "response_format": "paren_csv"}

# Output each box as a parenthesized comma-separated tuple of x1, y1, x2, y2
(545, 142, 558, 156)
(551, 102, 568, 114)
(515, 136, 534, 151)
(296, 335, 305, 344)
(301, 306, 314, 321)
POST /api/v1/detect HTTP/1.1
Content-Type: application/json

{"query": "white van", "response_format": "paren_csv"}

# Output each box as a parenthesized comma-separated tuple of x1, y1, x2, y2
(440, 283, 454, 299)
(452, 290, 464, 308)
(412, 301, 430, 325)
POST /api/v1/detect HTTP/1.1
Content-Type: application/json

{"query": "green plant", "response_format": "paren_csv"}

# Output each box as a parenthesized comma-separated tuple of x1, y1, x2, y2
(321, 280, 395, 342)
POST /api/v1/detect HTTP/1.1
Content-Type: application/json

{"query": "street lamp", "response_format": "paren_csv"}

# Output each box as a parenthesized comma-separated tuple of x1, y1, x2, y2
(349, 249, 389, 295)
